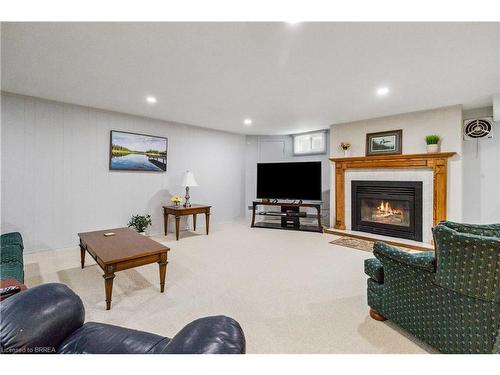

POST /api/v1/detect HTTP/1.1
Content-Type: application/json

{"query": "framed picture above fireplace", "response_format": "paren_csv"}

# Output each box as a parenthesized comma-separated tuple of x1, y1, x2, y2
(366, 129, 402, 156)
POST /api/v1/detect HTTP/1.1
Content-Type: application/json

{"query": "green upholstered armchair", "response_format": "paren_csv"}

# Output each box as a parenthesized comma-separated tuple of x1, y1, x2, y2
(0, 232, 24, 283)
(365, 221, 500, 354)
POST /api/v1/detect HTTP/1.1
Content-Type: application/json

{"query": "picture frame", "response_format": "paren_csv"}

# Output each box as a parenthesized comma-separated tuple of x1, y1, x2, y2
(109, 130, 168, 172)
(365, 129, 402, 156)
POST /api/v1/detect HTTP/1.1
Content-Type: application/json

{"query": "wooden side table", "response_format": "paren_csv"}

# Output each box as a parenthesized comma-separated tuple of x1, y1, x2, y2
(0, 279, 28, 301)
(163, 204, 211, 240)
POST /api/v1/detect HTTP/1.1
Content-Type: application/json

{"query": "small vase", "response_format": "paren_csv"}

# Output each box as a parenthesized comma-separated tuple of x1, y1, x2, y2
(426, 144, 439, 153)
(343, 149, 350, 157)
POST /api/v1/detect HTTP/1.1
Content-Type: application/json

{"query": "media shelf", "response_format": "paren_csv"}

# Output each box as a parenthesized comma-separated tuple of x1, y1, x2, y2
(251, 201, 323, 233)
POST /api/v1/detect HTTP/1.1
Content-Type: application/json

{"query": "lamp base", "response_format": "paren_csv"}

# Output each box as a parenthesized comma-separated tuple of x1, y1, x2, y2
(184, 186, 191, 207)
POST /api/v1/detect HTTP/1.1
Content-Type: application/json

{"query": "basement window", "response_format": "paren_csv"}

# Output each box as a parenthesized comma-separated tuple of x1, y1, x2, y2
(293, 131, 326, 155)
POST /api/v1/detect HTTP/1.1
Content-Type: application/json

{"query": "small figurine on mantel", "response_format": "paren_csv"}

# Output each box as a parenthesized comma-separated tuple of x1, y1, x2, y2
(340, 142, 351, 157)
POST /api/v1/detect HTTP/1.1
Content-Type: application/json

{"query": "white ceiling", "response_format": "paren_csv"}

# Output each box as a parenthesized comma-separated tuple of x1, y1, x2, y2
(2, 22, 499, 135)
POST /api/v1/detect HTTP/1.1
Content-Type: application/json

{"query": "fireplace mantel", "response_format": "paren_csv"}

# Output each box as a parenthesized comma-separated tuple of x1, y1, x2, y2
(330, 152, 456, 230)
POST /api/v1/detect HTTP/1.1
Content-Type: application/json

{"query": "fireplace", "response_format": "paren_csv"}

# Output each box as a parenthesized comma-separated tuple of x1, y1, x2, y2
(351, 181, 423, 241)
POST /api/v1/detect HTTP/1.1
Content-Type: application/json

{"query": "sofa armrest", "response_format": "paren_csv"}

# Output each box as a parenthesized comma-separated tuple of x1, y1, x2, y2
(0, 232, 23, 250)
(373, 242, 435, 273)
(0, 283, 84, 354)
(161, 315, 245, 354)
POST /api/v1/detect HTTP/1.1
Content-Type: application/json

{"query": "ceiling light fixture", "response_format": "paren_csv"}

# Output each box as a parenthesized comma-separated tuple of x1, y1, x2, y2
(376, 87, 390, 96)
(146, 96, 157, 104)
(243, 118, 253, 126)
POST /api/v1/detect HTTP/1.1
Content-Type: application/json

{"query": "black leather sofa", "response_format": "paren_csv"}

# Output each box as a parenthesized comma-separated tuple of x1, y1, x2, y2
(0, 283, 246, 354)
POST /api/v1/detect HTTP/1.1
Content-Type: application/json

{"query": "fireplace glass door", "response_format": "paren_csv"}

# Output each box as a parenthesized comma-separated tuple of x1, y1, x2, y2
(351, 181, 422, 241)
(360, 198, 411, 227)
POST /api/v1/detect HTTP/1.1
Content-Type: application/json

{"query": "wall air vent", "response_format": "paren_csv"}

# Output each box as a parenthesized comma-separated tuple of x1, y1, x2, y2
(463, 118, 493, 140)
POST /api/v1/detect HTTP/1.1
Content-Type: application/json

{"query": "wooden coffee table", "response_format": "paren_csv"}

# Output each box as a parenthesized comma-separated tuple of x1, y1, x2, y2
(78, 228, 169, 310)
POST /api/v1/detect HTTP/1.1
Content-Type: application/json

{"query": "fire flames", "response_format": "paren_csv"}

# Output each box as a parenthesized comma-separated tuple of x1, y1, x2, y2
(376, 201, 403, 218)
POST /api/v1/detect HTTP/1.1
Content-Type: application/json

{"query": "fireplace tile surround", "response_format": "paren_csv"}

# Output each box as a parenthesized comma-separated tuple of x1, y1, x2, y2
(329, 152, 456, 244)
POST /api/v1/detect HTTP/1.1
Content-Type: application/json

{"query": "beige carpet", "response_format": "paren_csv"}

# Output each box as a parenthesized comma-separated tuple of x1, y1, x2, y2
(24, 221, 432, 353)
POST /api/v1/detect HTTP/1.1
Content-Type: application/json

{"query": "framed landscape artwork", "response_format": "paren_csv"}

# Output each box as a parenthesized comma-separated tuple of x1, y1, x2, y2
(109, 130, 168, 172)
(366, 129, 402, 156)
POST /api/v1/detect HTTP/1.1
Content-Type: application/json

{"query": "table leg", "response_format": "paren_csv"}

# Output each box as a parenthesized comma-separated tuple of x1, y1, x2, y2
(158, 253, 168, 293)
(193, 214, 197, 231)
(79, 242, 86, 269)
(205, 212, 210, 235)
(164, 212, 168, 236)
(103, 266, 115, 310)
(251, 203, 256, 227)
(175, 216, 180, 240)
(316, 206, 323, 232)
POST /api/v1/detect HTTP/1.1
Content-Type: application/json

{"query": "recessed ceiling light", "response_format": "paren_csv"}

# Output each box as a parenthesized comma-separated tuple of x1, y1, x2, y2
(243, 118, 253, 126)
(376, 87, 390, 96)
(146, 96, 157, 104)
(286, 21, 301, 25)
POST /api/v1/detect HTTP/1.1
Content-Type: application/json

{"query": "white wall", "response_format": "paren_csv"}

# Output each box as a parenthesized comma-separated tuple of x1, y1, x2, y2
(329, 105, 464, 227)
(244, 133, 330, 226)
(462, 107, 500, 223)
(1, 92, 246, 252)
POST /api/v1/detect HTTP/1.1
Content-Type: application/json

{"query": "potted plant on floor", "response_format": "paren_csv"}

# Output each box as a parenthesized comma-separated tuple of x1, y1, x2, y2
(425, 135, 440, 153)
(128, 214, 152, 235)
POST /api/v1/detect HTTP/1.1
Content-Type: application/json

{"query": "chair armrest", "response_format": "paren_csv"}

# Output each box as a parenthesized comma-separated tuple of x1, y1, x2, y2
(373, 242, 436, 273)
(162, 315, 245, 354)
(364, 258, 384, 283)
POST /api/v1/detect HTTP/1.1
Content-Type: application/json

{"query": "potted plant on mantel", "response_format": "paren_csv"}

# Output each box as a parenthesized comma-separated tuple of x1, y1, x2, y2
(128, 214, 152, 235)
(425, 135, 441, 153)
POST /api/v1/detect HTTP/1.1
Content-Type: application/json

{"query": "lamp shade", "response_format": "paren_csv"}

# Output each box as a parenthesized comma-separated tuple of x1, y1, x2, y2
(181, 170, 198, 187)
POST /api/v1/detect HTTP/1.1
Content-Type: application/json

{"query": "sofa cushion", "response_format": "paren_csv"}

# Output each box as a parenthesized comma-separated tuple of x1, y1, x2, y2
(57, 322, 170, 354)
(1, 232, 24, 249)
(1, 244, 23, 264)
(364, 258, 384, 283)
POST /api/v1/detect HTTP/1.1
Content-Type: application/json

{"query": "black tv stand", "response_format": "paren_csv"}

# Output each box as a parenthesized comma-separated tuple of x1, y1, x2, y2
(251, 201, 323, 233)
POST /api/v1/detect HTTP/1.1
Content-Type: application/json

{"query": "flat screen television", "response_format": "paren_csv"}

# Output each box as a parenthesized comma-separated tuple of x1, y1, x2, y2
(257, 161, 322, 201)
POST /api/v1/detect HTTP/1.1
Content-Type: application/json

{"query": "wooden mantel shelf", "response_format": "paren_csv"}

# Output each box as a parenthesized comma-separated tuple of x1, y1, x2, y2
(330, 152, 456, 163)
(330, 152, 457, 231)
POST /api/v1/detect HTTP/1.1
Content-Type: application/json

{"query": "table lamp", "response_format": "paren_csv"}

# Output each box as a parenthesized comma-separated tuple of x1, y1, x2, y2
(181, 170, 198, 207)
